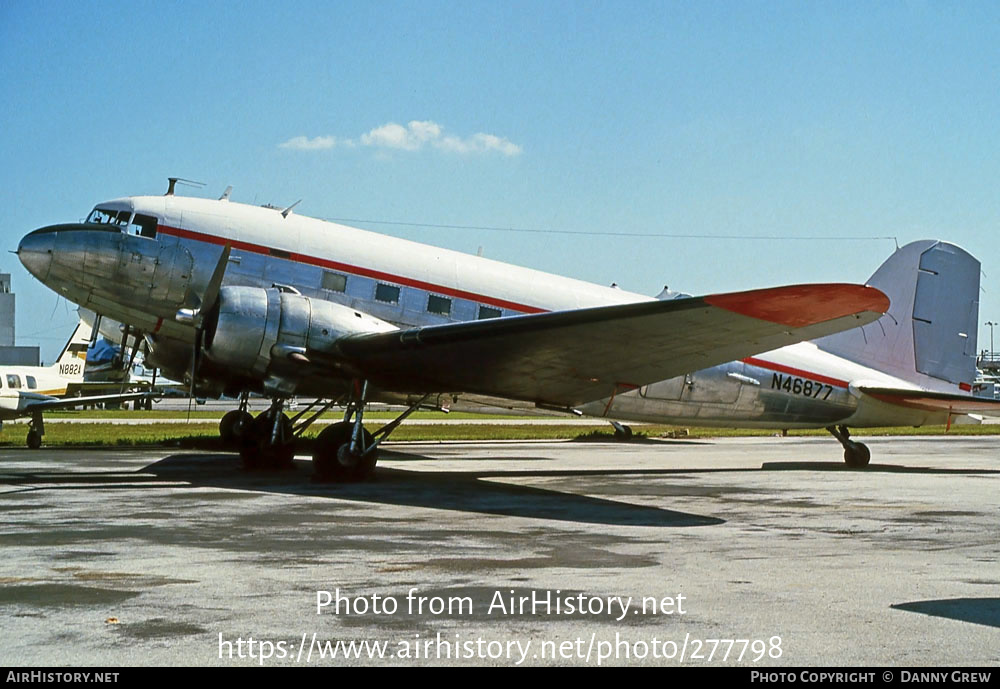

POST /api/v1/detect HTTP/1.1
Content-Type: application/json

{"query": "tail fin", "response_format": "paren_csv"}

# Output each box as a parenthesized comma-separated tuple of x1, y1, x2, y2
(52, 321, 92, 381)
(814, 240, 980, 388)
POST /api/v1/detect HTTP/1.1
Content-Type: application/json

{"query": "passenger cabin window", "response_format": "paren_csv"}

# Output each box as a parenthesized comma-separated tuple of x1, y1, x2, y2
(427, 295, 452, 316)
(321, 271, 347, 293)
(6, 375, 21, 389)
(25, 376, 37, 389)
(375, 283, 401, 304)
(478, 305, 502, 320)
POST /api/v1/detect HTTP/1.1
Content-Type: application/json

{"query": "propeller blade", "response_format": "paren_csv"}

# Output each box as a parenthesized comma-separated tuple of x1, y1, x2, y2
(196, 243, 231, 327)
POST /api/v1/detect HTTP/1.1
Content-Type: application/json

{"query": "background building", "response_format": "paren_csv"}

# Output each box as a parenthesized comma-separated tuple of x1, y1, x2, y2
(0, 274, 40, 366)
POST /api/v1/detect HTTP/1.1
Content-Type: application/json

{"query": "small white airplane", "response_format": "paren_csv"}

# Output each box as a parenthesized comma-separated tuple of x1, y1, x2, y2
(17, 181, 889, 479)
(0, 321, 151, 447)
(577, 239, 1000, 465)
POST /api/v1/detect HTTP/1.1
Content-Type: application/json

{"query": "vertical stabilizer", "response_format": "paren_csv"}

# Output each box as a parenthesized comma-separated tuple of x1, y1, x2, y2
(813, 240, 980, 387)
(52, 321, 92, 381)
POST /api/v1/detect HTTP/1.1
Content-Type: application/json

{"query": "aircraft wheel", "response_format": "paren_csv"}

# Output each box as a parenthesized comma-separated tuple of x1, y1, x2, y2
(241, 411, 295, 470)
(614, 424, 634, 441)
(844, 442, 871, 468)
(219, 409, 254, 445)
(313, 422, 376, 482)
(261, 441, 296, 470)
(26, 430, 41, 450)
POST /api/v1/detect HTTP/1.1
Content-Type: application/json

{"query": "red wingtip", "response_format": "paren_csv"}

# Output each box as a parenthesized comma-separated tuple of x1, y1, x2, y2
(704, 284, 890, 328)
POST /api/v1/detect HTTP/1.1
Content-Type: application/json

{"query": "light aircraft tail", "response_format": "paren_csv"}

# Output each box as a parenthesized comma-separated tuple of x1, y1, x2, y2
(813, 240, 980, 389)
(50, 321, 92, 382)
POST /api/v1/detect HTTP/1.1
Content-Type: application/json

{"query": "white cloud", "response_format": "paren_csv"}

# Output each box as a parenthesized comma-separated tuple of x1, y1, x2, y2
(278, 135, 337, 151)
(361, 120, 521, 156)
(361, 120, 442, 151)
(436, 132, 522, 156)
(280, 122, 522, 156)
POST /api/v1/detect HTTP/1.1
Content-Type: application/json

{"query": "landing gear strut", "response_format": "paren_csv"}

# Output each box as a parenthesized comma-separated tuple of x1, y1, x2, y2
(239, 398, 295, 470)
(26, 413, 43, 449)
(236, 396, 340, 471)
(312, 381, 428, 482)
(826, 425, 871, 468)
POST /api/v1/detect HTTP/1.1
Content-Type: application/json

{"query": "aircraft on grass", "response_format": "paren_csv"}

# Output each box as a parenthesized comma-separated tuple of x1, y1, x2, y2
(17, 181, 888, 479)
(0, 321, 151, 447)
(577, 240, 1000, 466)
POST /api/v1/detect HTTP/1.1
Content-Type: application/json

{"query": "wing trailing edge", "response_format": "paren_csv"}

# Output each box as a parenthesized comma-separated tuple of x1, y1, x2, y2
(307, 283, 890, 407)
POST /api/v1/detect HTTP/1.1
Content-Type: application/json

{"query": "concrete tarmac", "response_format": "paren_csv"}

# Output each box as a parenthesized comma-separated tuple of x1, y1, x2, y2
(0, 436, 997, 667)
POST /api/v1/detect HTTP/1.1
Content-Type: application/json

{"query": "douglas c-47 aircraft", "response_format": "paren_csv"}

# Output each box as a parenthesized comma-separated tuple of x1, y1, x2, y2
(17, 181, 889, 480)
(579, 239, 1000, 466)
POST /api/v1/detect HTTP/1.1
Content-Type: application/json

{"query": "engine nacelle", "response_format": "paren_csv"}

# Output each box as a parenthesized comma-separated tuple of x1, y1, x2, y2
(203, 286, 397, 379)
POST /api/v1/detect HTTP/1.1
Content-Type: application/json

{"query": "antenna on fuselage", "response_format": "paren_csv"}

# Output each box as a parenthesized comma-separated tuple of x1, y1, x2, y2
(165, 177, 205, 196)
(281, 199, 302, 218)
(219, 186, 233, 201)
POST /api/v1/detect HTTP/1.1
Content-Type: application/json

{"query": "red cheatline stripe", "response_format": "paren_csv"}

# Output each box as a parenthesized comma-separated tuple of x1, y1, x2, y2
(158, 225, 548, 315)
(742, 357, 850, 388)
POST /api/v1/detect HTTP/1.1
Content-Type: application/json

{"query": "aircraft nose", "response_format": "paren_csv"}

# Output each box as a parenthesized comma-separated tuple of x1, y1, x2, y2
(17, 227, 56, 281)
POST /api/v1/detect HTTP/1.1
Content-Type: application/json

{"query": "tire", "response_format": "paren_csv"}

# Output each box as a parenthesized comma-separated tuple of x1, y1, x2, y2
(844, 442, 871, 468)
(241, 411, 295, 470)
(313, 422, 376, 482)
(219, 409, 253, 445)
(614, 425, 634, 441)
(26, 430, 41, 450)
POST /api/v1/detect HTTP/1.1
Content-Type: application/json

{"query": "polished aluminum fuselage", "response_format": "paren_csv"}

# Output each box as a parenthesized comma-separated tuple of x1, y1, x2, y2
(18, 194, 954, 428)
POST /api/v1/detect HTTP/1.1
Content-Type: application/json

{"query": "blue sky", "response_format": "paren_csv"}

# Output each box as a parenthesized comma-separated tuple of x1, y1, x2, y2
(1, 0, 998, 361)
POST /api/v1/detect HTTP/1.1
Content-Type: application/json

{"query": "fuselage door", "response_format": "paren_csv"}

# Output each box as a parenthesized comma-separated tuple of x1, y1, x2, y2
(151, 243, 194, 305)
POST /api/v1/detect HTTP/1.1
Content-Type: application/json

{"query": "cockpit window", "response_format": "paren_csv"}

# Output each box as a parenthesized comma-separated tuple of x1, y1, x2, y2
(130, 214, 158, 238)
(86, 207, 158, 238)
(87, 207, 130, 225)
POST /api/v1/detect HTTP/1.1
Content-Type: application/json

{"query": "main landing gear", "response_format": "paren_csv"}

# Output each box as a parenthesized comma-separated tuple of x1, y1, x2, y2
(219, 392, 253, 445)
(26, 413, 43, 449)
(224, 382, 429, 482)
(826, 425, 871, 468)
(312, 382, 429, 483)
(236, 396, 339, 471)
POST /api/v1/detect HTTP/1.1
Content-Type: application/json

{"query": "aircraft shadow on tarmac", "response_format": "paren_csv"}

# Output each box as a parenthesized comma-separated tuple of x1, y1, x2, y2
(891, 598, 1000, 629)
(760, 461, 1000, 475)
(134, 451, 725, 528)
(6, 448, 994, 526)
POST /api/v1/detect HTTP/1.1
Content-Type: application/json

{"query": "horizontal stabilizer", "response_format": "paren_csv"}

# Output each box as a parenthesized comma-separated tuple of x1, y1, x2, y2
(857, 386, 1000, 416)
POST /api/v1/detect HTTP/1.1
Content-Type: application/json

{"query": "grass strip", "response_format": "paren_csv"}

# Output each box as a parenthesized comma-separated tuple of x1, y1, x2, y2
(1, 421, 997, 449)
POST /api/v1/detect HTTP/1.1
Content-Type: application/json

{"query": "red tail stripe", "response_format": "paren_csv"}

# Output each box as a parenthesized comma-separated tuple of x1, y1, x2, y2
(742, 357, 850, 389)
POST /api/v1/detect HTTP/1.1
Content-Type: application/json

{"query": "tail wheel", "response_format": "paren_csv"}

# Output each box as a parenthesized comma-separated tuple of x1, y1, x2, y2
(844, 442, 871, 468)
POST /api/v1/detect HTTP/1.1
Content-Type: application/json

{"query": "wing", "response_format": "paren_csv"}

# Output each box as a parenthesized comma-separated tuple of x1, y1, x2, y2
(857, 387, 1000, 416)
(296, 283, 889, 408)
(23, 392, 153, 414)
